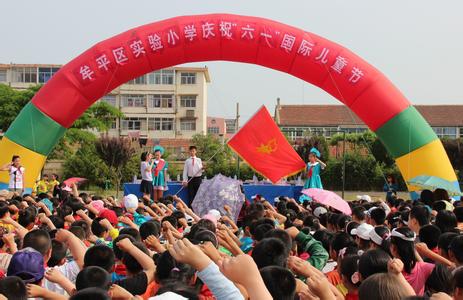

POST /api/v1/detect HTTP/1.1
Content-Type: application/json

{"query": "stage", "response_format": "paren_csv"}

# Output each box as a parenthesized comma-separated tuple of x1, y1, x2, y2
(123, 182, 304, 205)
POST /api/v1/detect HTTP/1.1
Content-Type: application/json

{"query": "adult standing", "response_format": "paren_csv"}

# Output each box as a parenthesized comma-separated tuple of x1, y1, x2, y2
(0, 155, 25, 195)
(152, 146, 168, 202)
(140, 151, 154, 200)
(182, 146, 203, 204)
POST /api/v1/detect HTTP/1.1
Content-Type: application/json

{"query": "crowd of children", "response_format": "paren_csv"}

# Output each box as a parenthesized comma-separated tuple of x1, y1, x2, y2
(0, 183, 461, 300)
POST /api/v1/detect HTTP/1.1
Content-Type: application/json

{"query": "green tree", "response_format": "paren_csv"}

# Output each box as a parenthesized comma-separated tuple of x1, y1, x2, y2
(191, 134, 234, 177)
(95, 135, 135, 195)
(295, 134, 330, 162)
(0, 84, 40, 132)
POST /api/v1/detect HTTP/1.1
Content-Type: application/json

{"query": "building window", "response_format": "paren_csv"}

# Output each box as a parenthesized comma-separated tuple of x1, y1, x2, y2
(0, 70, 7, 82)
(38, 67, 59, 83)
(110, 119, 117, 129)
(225, 120, 236, 134)
(180, 72, 196, 84)
(208, 127, 220, 134)
(148, 70, 174, 85)
(121, 118, 143, 130)
(126, 75, 147, 85)
(181, 120, 196, 131)
(148, 118, 161, 131)
(433, 127, 457, 138)
(121, 94, 146, 107)
(162, 118, 174, 131)
(148, 94, 173, 108)
(12, 67, 37, 83)
(101, 95, 116, 106)
(180, 95, 196, 108)
(147, 118, 174, 131)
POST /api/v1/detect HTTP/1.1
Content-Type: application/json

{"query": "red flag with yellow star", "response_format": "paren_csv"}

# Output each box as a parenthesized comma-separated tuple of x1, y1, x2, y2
(227, 106, 306, 183)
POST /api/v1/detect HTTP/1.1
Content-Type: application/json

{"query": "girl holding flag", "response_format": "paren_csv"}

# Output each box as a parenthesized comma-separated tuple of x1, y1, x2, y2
(304, 147, 326, 189)
(152, 146, 168, 201)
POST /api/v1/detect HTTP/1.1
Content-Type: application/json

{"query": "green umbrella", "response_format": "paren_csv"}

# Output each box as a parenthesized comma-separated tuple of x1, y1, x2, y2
(407, 175, 462, 196)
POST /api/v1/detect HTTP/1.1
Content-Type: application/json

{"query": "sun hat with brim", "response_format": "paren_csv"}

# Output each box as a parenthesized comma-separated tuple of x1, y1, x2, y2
(350, 223, 374, 241)
(7, 247, 44, 283)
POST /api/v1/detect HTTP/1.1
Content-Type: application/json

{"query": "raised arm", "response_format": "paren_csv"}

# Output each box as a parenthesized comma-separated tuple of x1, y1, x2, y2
(55, 229, 87, 270)
(117, 238, 155, 283)
(0, 163, 11, 172)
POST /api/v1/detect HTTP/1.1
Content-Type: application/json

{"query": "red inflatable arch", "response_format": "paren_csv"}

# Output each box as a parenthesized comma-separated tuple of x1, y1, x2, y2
(0, 13, 459, 196)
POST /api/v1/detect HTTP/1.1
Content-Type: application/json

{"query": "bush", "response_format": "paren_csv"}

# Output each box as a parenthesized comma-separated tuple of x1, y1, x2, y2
(63, 143, 110, 188)
(322, 151, 383, 191)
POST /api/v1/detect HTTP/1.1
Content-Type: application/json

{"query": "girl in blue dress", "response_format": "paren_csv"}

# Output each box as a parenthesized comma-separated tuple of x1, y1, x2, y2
(304, 148, 326, 189)
(152, 146, 168, 201)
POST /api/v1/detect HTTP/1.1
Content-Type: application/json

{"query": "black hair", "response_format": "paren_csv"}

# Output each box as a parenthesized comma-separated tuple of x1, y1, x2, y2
(358, 249, 390, 280)
(155, 281, 199, 300)
(434, 189, 450, 202)
(420, 189, 434, 206)
(189, 145, 197, 151)
(122, 242, 149, 274)
(23, 229, 51, 255)
(425, 264, 452, 295)
(328, 213, 341, 228)
(70, 221, 88, 238)
(331, 232, 356, 256)
(12, 155, 20, 162)
(76, 266, 111, 291)
(303, 215, 320, 231)
(260, 266, 296, 300)
(112, 234, 137, 261)
(139, 220, 161, 240)
(119, 227, 142, 242)
(390, 227, 416, 273)
(155, 251, 196, 284)
(370, 226, 391, 255)
(263, 229, 292, 255)
(189, 229, 219, 248)
(0, 202, 10, 218)
(346, 221, 360, 239)
(84, 245, 115, 272)
(140, 152, 149, 162)
(454, 266, 463, 290)
(48, 240, 68, 267)
(18, 209, 36, 228)
(251, 238, 288, 269)
(91, 217, 108, 237)
(433, 201, 448, 212)
(0, 276, 27, 300)
(340, 254, 361, 287)
(435, 210, 458, 233)
(419, 224, 441, 250)
(438, 232, 458, 257)
(47, 215, 64, 230)
(70, 287, 110, 300)
(352, 206, 366, 222)
(313, 230, 334, 253)
(454, 206, 463, 223)
(337, 214, 352, 231)
(369, 208, 386, 226)
(161, 215, 178, 229)
(409, 205, 430, 227)
(249, 218, 275, 238)
(449, 235, 463, 264)
(252, 223, 274, 242)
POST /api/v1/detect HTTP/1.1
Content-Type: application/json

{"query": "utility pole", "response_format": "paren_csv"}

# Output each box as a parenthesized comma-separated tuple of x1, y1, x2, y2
(235, 102, 240, 179)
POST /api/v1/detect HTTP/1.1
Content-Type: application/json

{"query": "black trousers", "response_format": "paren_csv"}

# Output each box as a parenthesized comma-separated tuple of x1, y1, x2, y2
(188, 176, 202, 205)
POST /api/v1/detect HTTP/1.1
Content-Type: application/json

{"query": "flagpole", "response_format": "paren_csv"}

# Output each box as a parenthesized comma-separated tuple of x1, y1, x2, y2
(235, 102, 240, 179)
(174, 144, 225, 196)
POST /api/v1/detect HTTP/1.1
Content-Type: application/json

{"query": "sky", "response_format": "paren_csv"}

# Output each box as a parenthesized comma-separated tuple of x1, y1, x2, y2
(1, 0, 463, 121)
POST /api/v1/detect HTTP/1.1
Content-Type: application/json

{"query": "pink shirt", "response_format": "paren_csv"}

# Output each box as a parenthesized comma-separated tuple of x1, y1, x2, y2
(403, 261, 434, 295)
